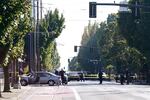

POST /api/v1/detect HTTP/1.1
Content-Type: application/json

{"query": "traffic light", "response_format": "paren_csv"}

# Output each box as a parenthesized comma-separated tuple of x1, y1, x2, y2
(89, 2, 97, 18)
(68, 59, 70, 63)
(74, 46, 78, 52)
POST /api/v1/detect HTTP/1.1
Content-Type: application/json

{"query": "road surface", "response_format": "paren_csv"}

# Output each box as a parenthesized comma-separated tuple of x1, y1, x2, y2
(3, 81, 150, 100)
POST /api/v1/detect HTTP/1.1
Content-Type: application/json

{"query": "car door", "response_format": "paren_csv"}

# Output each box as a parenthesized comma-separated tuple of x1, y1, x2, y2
(38, 73, 50, 83)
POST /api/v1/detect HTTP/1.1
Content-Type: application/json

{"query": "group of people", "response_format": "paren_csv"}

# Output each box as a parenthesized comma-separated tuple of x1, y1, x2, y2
(98, 70, 131, 85)
(55, 69, 131, 85)
(55, 69, 66, 84)
(115, 70, 131, 85)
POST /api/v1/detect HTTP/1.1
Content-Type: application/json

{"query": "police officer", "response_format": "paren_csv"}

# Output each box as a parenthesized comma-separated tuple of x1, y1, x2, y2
(98, 71, 103, 84)
(120, 73, 125, 85)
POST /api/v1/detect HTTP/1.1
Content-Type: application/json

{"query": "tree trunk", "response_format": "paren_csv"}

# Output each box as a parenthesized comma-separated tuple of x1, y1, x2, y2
(3, 66, 11, 92)
(0, 45, 9, 64)
(0, 45, 10, 95)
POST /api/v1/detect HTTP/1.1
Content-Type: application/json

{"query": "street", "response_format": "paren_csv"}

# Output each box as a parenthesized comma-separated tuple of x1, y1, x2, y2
(2, 81, 150, 100)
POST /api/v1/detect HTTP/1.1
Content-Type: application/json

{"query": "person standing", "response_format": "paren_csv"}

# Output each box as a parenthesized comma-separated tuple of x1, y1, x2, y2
(59, 69, 65, 84)
(79, 72, 85, 82)
(98, 71, 103, 84)
(125, 68, 130, 85)
(120, 73, 125, 85)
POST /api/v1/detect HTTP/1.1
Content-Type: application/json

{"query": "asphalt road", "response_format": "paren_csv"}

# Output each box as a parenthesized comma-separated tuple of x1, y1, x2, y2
(11, 81, 150, 100)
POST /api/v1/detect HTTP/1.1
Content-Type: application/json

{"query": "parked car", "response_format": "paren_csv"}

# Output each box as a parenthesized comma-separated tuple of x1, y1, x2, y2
(66, 72, 80, 81)
(20, 71, 61, 86)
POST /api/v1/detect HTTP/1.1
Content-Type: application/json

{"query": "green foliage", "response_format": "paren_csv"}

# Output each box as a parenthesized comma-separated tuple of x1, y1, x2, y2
(68, 57, 81, 71)
(98, 14, 145, 73)
(118, 0, 150, 71)
(0, 0, 31, 45)
(42, 42, 60, 71)
(0, 0, 31, 65)
(119, 0, 150, 59)
(0, 0, 31, 92)
(39, 9, 65, 70)
(78, 12, 146, 75)
(77, 22, 100, 73)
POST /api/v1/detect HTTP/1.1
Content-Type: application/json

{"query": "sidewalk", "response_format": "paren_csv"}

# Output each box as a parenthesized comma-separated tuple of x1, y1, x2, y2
(1, 86, 31, 100)
(0, 84, 76, 100)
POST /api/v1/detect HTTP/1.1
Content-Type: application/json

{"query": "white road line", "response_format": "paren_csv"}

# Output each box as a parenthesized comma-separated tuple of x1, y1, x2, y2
(71, 87, 81, 100)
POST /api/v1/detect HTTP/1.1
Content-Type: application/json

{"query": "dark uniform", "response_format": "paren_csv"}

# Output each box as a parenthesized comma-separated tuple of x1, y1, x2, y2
(98, 71, 103, 84)
(79, 72, 85, 82)
(120, 74, 125, 85)
(59, 69, 65, 84)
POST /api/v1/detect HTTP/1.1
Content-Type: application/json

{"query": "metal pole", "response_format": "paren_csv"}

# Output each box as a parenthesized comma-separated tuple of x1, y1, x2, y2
(33, 0, 37, 72)
(36, 0, 40, 71)
(40, 0, 42, 19)
(96, 3, 150, 9)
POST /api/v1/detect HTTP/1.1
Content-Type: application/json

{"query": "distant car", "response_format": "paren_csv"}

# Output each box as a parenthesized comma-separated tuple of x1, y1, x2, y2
(66, 72, 80, 81)
(20, 71, 61, 86)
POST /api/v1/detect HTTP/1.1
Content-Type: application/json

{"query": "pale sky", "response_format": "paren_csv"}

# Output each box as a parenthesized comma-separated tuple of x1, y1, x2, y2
(42, 0, 126, 70)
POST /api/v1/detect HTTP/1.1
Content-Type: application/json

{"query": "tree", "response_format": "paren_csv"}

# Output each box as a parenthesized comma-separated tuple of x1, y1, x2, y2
(68, 57, 81, 71)
(118, 0, 150, 82)
(77, 22, 100, 73)
(78, 13, 145, 76)
(0, 0, 31, 92)
(39, 9, 65, 70)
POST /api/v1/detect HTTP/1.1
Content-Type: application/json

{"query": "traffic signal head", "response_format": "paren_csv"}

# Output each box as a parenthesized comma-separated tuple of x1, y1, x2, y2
(89, 2, 97, 18)
(68, 59, 70, 63)
(74, 46, 78, 52)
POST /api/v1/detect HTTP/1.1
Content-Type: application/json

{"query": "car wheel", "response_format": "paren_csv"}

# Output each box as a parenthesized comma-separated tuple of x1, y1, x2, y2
(20, 80, 28, 86)
(48, 80, 54, 86)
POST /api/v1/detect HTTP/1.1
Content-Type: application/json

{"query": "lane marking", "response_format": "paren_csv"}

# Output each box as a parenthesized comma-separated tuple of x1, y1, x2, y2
(71, 87, 81, 100)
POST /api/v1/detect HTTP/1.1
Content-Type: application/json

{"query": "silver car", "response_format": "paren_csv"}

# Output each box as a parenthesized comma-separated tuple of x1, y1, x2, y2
(20, 71, 61, 86)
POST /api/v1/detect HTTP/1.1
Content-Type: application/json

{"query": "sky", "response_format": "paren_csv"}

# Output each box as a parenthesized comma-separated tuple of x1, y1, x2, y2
(42, 0, 127, 70)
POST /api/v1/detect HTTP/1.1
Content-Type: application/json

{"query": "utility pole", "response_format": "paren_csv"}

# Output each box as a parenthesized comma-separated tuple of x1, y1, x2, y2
(40, 0, 42, 20)
(36, 0, 40, 71)
(34, 0, 37, 72)
(31, 0, 42, 72)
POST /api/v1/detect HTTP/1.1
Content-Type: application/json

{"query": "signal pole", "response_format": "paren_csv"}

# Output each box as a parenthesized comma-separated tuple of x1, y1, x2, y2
(89, 1, 150, 18)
